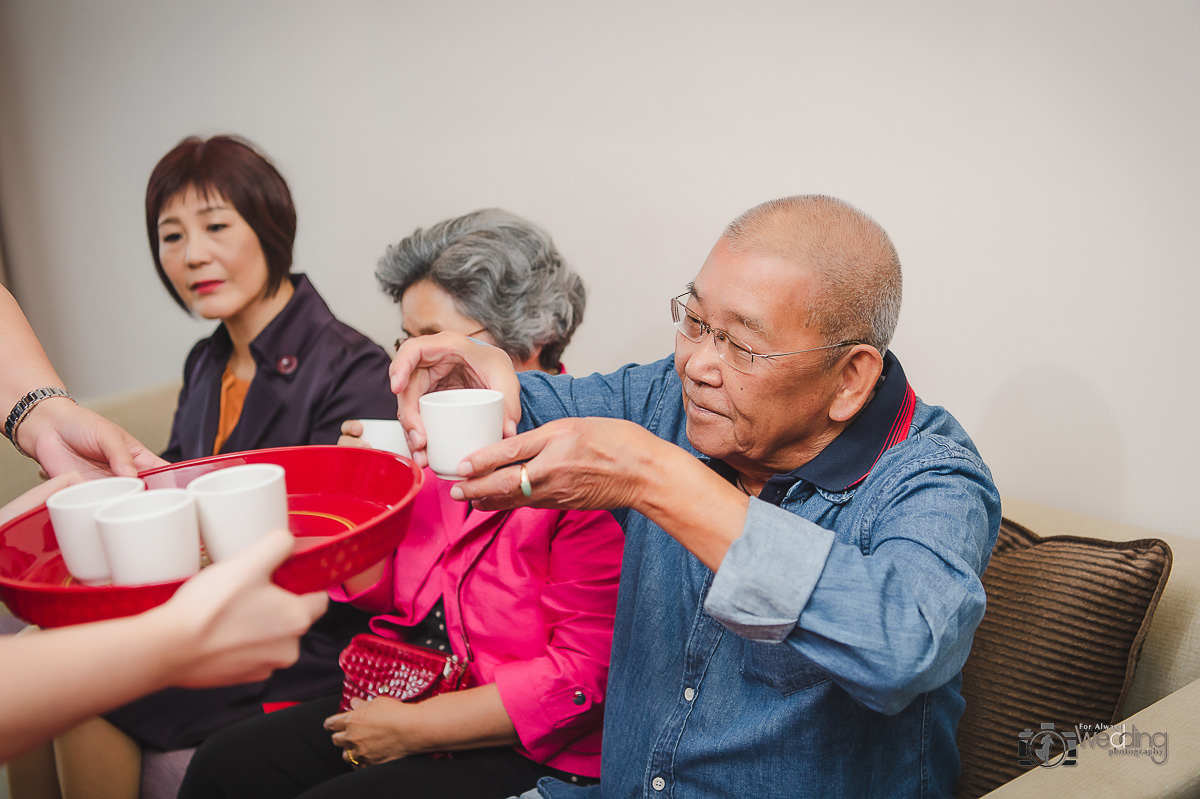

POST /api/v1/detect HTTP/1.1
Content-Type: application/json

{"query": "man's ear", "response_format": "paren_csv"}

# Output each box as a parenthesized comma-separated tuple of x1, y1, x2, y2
(829, 346, 884, 423)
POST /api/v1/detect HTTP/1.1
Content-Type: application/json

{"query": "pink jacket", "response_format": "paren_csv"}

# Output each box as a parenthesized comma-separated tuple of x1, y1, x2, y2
(331, 469, 624, 777)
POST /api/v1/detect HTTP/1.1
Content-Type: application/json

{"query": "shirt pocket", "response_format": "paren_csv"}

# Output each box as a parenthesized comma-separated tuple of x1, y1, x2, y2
(740, 639, 831, 696)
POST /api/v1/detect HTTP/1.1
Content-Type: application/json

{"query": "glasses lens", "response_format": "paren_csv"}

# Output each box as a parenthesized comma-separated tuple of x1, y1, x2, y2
(672, 297, 705, 342)
(720, 338, 756, 374)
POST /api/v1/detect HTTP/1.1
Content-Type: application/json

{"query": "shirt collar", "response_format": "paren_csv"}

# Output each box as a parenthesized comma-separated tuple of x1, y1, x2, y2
(706, 350, 916, 498)
(204, 274, 331, 373)
(793, 350, 915, 492)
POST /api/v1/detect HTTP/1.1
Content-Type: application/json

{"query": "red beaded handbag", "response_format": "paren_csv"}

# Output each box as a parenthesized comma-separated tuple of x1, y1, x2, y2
(337, 634, 473, 711)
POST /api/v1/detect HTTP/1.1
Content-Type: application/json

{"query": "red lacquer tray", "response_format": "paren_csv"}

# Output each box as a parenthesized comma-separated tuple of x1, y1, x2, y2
(0, 446, 424, 628)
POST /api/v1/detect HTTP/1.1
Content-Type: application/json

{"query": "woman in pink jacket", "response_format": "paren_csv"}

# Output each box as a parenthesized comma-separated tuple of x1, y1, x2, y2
(178, 210, 623, 799)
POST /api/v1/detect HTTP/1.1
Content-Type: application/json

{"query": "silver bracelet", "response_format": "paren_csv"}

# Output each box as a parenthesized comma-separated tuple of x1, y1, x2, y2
(4, 387, 75, 458)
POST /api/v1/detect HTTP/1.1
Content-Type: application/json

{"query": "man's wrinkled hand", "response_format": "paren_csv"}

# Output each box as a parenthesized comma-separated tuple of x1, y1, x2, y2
(449, 417, 661, 512)
(388, 332, 521, 469)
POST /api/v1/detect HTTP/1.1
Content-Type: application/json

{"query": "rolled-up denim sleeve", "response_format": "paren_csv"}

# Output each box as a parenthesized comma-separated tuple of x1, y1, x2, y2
(705, 499, 835, 642)
(705, 445, 1000, 716)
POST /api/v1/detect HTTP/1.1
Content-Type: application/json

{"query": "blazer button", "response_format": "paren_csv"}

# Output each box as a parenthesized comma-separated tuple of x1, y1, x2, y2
(573, 690, 586, 705)
(275, 355, 298, 375)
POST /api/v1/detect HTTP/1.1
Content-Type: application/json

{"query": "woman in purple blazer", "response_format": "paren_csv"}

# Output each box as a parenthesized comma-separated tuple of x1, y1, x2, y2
(35, 136, 395, 799)
(148, 136, 395, 461)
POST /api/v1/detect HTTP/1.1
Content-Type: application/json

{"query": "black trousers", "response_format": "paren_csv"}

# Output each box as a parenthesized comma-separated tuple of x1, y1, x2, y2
(178, 695, 588, 799)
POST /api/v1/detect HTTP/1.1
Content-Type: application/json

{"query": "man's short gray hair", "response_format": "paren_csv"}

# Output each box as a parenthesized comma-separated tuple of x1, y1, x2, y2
(376, 209, 585, 371)
(724, 195, 902, 359)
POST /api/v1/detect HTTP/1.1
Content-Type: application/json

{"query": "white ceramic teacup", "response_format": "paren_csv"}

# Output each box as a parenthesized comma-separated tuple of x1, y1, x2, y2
(357, 419, 411, 458)
(94, 488, 201, 586)
(418, 388, 505, 480)
(45, 476, 146, 585)
(187, 463, 289, 562)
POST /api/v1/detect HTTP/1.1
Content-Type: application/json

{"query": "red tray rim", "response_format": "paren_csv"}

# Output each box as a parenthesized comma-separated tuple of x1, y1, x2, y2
(0, 445, 424, 595)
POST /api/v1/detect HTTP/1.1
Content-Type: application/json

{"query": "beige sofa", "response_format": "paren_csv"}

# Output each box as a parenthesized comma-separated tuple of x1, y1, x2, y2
(983, 498, 1200, 798)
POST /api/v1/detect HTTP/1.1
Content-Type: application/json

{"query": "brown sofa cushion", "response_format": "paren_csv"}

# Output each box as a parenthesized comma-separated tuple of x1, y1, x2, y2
(955, 518, 1172, 799)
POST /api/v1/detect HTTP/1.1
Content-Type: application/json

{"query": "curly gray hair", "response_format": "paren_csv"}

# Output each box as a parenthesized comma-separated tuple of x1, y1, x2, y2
(376, 209, 585, 371)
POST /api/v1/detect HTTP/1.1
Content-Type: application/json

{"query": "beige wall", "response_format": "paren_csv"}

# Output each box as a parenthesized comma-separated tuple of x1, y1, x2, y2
(0, 1, 1196, 539)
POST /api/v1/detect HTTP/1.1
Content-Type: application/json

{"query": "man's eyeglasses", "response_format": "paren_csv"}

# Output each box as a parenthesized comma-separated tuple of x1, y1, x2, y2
(394, 327, 488, 351)
(670, 293, 862, 375)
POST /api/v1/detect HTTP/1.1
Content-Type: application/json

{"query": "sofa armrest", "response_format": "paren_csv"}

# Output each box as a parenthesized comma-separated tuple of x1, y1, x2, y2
(983, 677, 1200, 798)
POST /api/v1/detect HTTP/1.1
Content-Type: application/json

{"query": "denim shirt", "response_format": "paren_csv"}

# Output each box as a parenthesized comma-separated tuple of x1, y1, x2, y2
(519, 353, 1001, 799)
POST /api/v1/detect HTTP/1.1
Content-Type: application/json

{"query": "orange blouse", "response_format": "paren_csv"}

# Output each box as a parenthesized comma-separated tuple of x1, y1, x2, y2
(213, 364, 251, 454)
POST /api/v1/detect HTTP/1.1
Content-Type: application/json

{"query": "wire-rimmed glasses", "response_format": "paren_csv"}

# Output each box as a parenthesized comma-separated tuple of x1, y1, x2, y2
(670, 293, 862, 374)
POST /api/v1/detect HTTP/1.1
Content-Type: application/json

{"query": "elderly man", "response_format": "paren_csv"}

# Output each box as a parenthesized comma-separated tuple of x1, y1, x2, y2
(392, 195, 1000, 798)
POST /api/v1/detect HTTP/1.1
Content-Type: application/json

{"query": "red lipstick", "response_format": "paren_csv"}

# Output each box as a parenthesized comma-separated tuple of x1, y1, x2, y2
(191, 280, 224, 295)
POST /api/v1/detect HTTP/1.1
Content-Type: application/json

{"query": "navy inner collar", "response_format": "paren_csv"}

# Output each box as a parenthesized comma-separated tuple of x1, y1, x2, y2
(707, 351, 915, 498)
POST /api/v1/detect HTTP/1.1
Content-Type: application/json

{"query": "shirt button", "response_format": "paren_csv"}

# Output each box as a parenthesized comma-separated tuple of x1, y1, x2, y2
(275, 355, 298, 375)
(683, 687, 696, 701)
(652, 776, 666, 791)
(573, 690, 586, 705)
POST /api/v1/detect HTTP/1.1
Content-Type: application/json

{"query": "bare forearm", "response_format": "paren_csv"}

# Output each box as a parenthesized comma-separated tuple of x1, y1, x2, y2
(0, 285, 65, 409)
(0, 608, 185, 761)
(404, 683, 520, 753)
(632, 437, 749, 572)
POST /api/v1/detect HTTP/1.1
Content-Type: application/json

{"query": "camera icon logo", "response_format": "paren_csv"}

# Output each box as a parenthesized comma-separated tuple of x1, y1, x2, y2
(1018, 722, 1078, 768)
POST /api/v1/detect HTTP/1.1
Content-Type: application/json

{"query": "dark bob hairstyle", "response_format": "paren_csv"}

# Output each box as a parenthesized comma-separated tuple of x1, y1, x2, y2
(145, 135, 296, 310)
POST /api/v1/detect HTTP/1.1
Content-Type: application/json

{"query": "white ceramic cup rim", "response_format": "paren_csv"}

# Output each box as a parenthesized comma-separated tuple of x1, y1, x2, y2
(187, 463, 286, 496)
(418, 388, 504, 409)
(94, 488, 194, 524)
(357, 419, 410, 454)
(358, 419, 406, 436)
(45, 477, 145, 510)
